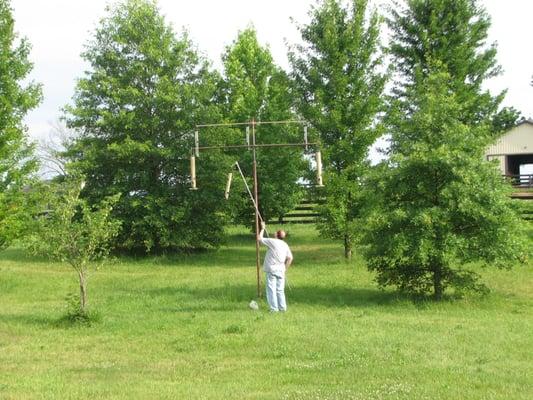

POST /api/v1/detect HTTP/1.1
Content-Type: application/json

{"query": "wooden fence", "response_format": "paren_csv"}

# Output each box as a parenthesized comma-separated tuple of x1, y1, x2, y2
(276, 175, 533, 224)
(506, 174, 533, 189)
(278, 200, 319, 224)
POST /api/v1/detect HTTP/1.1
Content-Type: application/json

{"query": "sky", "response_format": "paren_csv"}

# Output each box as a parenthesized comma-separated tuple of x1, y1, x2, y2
(9, 0, 533, 159)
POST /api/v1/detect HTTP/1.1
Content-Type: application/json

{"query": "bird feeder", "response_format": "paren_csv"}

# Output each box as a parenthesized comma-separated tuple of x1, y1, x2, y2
(316, 151, 324, 187)
(224, 172, 233, 199)
(190, 155, 197, 190)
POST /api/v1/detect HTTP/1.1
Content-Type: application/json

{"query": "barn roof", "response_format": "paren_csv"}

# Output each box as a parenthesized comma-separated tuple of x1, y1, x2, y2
(517, 119, 533, 127)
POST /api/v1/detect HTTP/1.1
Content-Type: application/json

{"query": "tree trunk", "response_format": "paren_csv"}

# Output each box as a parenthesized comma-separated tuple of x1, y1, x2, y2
(432, 264, 443, 300)
(78, 270, 88, 314)
(344, 235, 352, 259)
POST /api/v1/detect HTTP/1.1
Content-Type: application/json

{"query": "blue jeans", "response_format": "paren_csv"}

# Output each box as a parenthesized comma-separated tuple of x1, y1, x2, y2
(265, 272, 286, 312)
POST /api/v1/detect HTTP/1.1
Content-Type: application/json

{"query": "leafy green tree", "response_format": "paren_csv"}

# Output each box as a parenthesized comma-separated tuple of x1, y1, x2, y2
(368, 0, 528, 299)
(220, 27, 306, 227)
(290, 0, 387, 258)
(27, 180, 121, 316)
(0, 0, 42, 248)
(64, 0, 226, 253)
(388, 0, 502, 127)
(364, 68, 527, 299)
(491, 106, 522, 133)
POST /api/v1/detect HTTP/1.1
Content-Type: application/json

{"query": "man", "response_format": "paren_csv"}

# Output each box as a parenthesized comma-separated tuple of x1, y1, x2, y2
(258, 221, 293, 312)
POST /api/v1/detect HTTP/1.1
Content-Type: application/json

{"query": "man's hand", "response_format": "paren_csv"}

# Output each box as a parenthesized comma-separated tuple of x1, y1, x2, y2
(258, 221, 266, 241)
(285, 256, 293, 269)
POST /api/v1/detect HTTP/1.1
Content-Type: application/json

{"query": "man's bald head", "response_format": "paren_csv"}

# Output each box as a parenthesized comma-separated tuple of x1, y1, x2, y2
(276, 230, 286, 240)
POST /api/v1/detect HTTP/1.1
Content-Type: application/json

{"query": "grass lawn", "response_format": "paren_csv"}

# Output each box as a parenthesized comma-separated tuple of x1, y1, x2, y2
(0, 224, 532, 399)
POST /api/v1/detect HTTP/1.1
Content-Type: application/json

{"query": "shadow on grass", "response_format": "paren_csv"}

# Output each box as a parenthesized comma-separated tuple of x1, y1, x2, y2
(290, 285, 408, 308)
(116, 246, 343, 269)
(144, 283, 408, 311)
(2, 285, 420, 329)
(115, 246, 258, 269)
(226, 233, 255, 244)
(0, 313, 103, 330)
(1, 230, 339, 269)
(0, 248, 53, 264)
(0, 312, 100, 329)
(1, 237, 258, 268)
(0, 313, 57, 328)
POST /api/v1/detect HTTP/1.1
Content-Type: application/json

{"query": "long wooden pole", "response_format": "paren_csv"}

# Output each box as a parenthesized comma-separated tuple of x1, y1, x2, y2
(252, 119, 261, 298)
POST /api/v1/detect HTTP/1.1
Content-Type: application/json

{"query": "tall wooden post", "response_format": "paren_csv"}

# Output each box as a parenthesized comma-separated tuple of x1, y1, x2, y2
(252, 119, 261, 298)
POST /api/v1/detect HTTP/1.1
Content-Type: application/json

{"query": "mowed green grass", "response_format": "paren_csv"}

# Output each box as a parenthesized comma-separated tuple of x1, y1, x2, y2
(0, 224, 532, 400)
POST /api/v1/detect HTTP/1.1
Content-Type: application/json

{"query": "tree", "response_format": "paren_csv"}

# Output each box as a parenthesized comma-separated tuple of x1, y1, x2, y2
(220, 27, 306, 227)
(368, 0, 529, 299)
(37, 121, 75, 179)
(27, 180, 121, 317)
(290, 0, 387, 258)
(364, 68, 527, 299)
(491, 106, 522, 133)
(0, 0, 42, 248)
(64, 0, 226, 253)
(388, 0, 502, 128)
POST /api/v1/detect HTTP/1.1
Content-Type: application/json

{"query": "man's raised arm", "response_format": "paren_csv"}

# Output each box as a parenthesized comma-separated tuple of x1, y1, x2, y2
(258, 221, 266, 241)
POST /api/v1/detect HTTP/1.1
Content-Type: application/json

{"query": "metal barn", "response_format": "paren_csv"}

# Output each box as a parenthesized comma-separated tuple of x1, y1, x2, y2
(486, 120, 533, 187)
